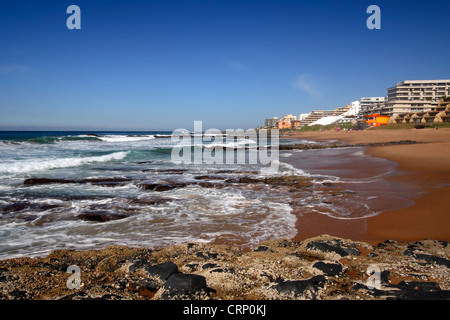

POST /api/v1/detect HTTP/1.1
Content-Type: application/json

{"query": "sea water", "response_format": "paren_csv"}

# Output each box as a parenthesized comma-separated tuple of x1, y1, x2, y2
(0, 131, 416, 259)
(0, 131, 302, 259)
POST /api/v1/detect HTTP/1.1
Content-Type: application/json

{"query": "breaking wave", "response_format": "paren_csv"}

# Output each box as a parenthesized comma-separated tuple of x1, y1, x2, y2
(0, 151, 129, 173)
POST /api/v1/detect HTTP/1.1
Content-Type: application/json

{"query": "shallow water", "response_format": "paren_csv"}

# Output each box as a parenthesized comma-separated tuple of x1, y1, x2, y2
(281, 146, 422, 220)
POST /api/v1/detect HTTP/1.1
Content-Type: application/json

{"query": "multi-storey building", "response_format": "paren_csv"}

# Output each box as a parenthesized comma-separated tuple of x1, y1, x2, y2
(348, 101, 361, 116)
(383, 80, 450, 118)
(392, 98, 450, 125)
(264, 117, 279, 128)
(359, 97, 386, 116)
(280, 114, 297, 122)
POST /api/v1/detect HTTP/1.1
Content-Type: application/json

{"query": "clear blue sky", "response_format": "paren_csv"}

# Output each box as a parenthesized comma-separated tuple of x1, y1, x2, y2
(1, 0, 449, 131)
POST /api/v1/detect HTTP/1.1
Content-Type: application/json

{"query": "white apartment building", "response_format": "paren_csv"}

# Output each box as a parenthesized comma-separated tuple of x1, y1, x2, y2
(348, 101, 361, 116)
(383, 80, 450, 117)
(359, 97, 386, 116)
(298, 113, 310, 121)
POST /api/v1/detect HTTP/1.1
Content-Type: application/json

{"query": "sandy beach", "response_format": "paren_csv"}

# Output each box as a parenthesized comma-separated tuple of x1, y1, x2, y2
(283, 128, 450, 245)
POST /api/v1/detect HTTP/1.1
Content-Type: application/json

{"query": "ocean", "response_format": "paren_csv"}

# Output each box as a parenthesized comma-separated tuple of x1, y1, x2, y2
(0, 131, 418, 259)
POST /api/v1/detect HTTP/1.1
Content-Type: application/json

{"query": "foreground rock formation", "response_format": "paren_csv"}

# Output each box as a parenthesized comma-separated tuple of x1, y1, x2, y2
(0, 235, 448, 300)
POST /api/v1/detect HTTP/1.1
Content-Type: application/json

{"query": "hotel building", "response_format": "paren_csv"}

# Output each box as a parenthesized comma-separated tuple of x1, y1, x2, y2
(382, 80, 450, 118)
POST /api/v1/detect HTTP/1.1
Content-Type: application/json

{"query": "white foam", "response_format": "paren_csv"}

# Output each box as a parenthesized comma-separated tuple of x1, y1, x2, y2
(98, 135, 155, 143)
(202, 139, 257, 149)
(0, 151, 129, 173)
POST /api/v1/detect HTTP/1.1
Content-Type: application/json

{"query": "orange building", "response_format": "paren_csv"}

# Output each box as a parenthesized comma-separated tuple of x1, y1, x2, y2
(276, 121, 292, 129)
(364, 113, 390, 127)
(291, 120, 301, 128)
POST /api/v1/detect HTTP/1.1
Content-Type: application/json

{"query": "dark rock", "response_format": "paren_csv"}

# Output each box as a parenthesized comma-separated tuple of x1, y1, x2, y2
(194, 175, 227, 180)
(128, 258, 152, 274)
(7, 290, 33, 300)
(130, 279, 160, 295)
(24, 178, 76, 185)
(211, 268, 235, 274)
(144, 261, 179, 281)
(195, 252, 208, 260)
(312, 261, 343, 277)
(396, 281, 441, 292)
(413, 253, 450, 268)
(78, 211, 129, 222)
(3, 202, 33, 214)
(158, 169, 188, 174)
(402, 248, 415, 257)
(202, 263, 218, 269)
(128, 198, 172, 206)
(2, 202, 60, 214)
(391, 281, 450, 300)
(23, 177, 132, 187)
(403, 249, 450, 268)
(161, 273, 208, 299)
(381, 270, 390, 286)
(306, 239, 360, 257)
(139, 183, 188, 191)
(273, 275, 326, 298)
(83, 178, 132, 187)
(254, 245, 271, 252)
(230, 175, 312, 188)
(195, 251, 218, 260)
(278, 240, 296, 248)
(186, 243, 196, 249)
(184, 263, 199, 271)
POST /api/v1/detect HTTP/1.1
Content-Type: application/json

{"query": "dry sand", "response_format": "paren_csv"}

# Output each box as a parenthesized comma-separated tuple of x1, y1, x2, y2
(284, 128, 450, 244)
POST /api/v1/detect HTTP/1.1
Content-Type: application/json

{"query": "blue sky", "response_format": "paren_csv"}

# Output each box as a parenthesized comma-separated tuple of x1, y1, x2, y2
(1, 0, 449, 131)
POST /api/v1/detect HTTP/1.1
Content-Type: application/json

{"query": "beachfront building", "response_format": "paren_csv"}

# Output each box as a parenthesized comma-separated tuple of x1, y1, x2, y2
(298, 113, 310, 121)
(291, 120, 301, 128)
(348, 101, 361, 116)
(359, 97, 386, 116)
(264, 117, 279, 128)
(298, 110, 335, 126)
(302, 106, 352, 126)
(364, 113, 390, 127)
(383, 80, 450, 119)
(276, 120, 292, 129)
(280, 114, 297, 122)
(391, 98, 450, 125)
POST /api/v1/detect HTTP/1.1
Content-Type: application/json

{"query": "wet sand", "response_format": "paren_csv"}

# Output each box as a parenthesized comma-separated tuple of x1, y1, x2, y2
(283, 128, 450, 245)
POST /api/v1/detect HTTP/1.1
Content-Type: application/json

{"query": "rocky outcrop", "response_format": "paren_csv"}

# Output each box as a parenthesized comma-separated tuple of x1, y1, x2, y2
(0, 235, 448, 300)
(23, 177, 132, 187)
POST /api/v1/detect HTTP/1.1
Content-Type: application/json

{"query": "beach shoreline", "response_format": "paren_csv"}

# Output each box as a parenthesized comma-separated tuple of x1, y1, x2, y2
(0, 128, 449, 300)
(283, 128, 450, 245)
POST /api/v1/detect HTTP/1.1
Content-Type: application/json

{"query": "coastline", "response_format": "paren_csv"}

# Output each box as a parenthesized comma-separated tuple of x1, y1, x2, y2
(0, 128, 449, 300)
(283, 128, 450, 245)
